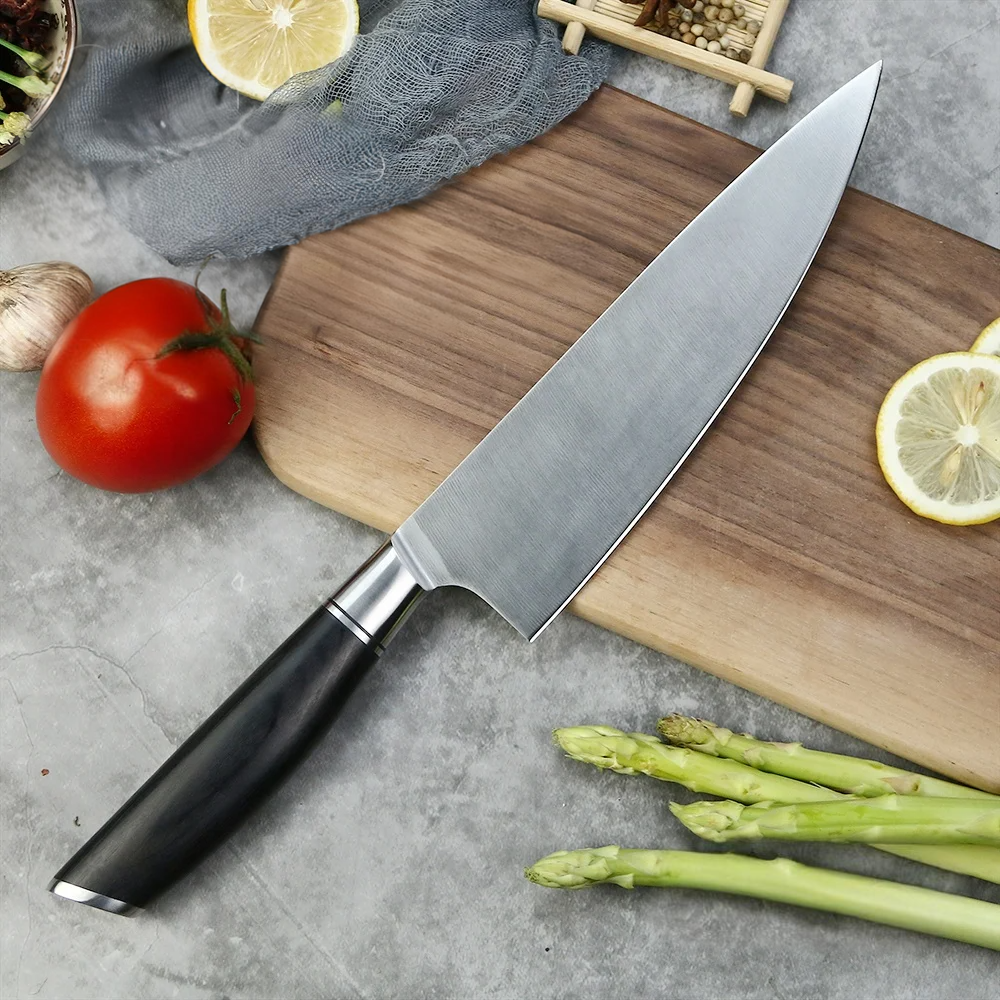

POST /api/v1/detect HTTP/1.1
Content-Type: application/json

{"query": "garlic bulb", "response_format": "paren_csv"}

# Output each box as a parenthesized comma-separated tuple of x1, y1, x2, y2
(0, 262, 93, 371)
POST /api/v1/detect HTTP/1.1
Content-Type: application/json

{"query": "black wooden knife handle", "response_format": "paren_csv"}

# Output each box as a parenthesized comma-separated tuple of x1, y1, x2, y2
(49, 541, 423, 914)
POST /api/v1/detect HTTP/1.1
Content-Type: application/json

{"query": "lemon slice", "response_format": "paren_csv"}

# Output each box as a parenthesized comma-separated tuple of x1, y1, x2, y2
(189, 0, 358, 101)
(971, 317, 1000, 356)
(876, 352, 1000, 525)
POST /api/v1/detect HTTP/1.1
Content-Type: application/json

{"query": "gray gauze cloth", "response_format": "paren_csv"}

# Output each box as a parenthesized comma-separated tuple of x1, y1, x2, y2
(55, 0, 610, 264)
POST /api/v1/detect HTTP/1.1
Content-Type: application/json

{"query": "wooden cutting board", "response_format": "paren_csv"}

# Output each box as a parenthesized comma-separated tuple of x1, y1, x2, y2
(253, 86, 1000, 792)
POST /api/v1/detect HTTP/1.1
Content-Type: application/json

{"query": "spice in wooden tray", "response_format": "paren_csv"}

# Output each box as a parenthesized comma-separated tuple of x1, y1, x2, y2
(627, 0, 757, 63)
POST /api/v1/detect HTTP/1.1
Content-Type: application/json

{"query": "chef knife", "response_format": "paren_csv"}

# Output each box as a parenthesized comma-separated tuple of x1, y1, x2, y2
(49, 64, 881, 915)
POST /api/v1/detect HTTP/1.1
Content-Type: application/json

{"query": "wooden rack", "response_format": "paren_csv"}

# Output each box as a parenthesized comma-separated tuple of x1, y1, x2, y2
(538, 0, 792, 116)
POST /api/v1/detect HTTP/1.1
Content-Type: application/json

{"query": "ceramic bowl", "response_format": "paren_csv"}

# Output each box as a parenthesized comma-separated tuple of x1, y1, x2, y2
(0, 0, 77, 171)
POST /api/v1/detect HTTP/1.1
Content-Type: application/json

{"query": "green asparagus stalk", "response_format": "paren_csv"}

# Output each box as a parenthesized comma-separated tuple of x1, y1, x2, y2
(557, 726, 832, 801)
(670, 797, 1000, 846)
(657, 715, 999, 800)
(0, 36, 51, 74)
(0, 68, 53, 100)
(525, 847, 1000, 951)
(554, 727, 1000, 883)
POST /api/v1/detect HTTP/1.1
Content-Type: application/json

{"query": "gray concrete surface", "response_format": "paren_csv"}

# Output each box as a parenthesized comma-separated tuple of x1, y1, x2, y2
(2, 2, 999, 998)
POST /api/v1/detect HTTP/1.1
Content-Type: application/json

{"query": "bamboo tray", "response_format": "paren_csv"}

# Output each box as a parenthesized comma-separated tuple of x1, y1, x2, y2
(539, 0, 792, 115)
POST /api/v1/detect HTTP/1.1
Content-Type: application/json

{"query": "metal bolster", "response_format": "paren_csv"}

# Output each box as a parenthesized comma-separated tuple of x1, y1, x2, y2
(325, 541, 424, 654)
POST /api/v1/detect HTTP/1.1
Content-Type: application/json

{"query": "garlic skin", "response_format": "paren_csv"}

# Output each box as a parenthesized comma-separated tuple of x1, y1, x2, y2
(0, 262, 93, 371)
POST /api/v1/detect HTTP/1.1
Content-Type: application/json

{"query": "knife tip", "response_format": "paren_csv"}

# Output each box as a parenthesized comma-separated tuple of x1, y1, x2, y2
(861, 60, 884, 86)
(842, 61, 883, 117)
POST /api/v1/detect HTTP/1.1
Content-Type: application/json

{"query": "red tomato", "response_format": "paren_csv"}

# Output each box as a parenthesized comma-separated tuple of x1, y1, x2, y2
(36, 278, 255, 493)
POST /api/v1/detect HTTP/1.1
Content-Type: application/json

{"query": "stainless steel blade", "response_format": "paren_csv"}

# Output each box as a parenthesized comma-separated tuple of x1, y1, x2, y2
(392, 64, 882, 640)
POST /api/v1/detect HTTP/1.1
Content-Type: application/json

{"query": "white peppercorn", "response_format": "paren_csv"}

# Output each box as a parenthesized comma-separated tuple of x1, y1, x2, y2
(692, 0, 704, 11)
(690, 22, 704, 35)
(732, 1, 744, 15)
(695, 35, 708, 47)
(682, 31, 696, 43)
(707, 39, 721, 52)
(702, 25, 717, 39)
(716, 21, 727, 34)
(737, 46, 751, 61)
(725, 45, 739, 58)
(734, 17, 746, 29)
(703, 5, 718, 19)
(746, 18, 760, 33)
(718, 8, 733, 22)
(681, 8, 694, 21)
(720, 0, 733, 7)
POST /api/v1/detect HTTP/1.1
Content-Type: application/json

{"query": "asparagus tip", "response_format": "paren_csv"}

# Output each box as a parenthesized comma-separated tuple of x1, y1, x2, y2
(553, 725, 637, 772)
(525, 847, 636, 890)
(657, 714, 725, 753)
(670, 799, 750, 841)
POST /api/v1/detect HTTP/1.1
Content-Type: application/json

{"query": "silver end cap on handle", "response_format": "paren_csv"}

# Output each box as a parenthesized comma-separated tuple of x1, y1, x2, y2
(48, 878, 140, 916)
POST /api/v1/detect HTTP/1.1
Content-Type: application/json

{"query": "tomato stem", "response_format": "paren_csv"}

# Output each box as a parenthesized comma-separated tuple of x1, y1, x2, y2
(228, 388, 242, 426)
(156, 286, 257, 383)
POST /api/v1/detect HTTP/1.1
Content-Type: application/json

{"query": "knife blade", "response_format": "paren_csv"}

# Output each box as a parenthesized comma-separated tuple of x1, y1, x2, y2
(394, 63, 882, 639)
(50, 64, 881, 915)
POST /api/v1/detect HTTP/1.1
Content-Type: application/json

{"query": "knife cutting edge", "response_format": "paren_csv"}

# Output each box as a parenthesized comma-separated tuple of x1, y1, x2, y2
(49, 63, 882, 915)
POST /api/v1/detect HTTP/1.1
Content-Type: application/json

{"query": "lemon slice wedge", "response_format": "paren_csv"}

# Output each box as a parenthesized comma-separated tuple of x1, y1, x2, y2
(189, 0, 359, 101)
(876, 352, 1000, 525)
(971, 317, 1000, 356)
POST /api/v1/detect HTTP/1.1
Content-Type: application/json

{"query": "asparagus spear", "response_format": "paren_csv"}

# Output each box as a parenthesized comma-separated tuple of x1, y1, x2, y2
(525, 847, 1000, 951)
(0, 68, 53, 100)
(658, 715, 999, 800)
(554, 727, 1000, 883)
(670, 797, 1000, 846)
(0, 36, 51, 74)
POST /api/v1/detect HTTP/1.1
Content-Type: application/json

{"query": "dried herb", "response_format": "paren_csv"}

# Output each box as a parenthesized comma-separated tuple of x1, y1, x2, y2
(0, 0, 56, 51)
(634, 0, 659, 28)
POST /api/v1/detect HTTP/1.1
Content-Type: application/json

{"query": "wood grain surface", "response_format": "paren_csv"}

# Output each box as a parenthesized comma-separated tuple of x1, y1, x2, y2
(253, 86, 1000, 791)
